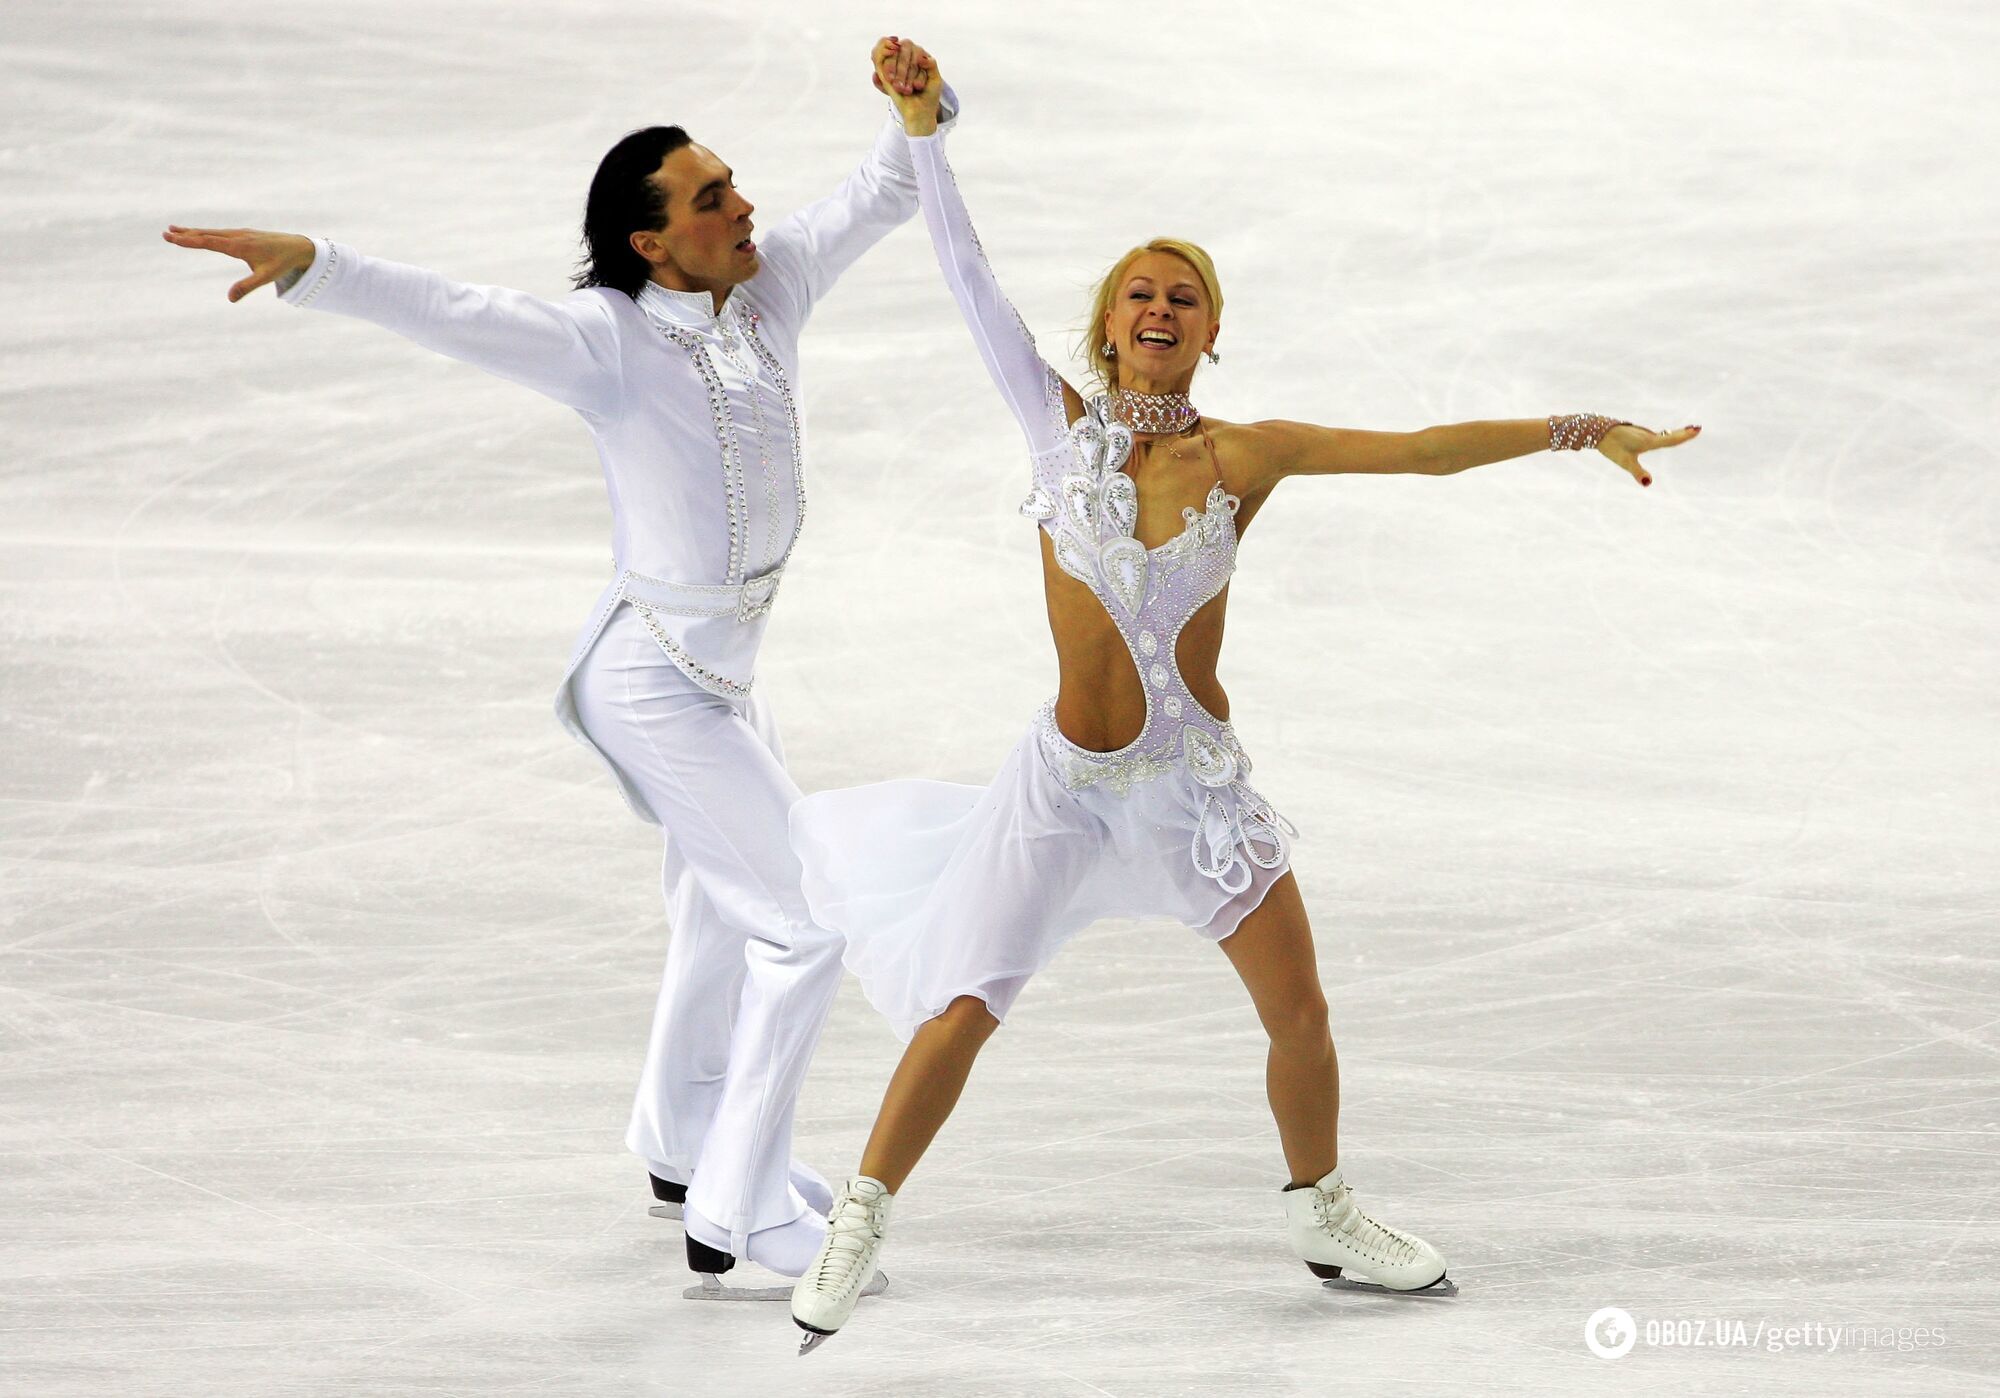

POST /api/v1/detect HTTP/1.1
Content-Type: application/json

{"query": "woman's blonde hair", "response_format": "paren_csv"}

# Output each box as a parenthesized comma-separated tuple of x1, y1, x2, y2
(1083, 238, 1225, 391)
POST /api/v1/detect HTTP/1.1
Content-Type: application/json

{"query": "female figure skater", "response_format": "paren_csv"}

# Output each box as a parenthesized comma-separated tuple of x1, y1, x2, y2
(789, 50, 1700, 1350)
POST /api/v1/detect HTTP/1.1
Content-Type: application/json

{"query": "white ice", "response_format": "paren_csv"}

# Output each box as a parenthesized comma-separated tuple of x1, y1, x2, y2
(3, 1, 1996, 1394)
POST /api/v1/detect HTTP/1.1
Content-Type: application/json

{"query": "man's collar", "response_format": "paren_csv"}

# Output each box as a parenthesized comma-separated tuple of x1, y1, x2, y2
(637, 279, 735, 328)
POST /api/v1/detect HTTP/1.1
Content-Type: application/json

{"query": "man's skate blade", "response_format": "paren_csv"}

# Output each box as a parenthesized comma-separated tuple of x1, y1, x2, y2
(682, 1274, 793, 1302)
(686, 1269, 889, 1305)
(1317, 1271, 1458, 1298)
(648, 1203, 684, 1221)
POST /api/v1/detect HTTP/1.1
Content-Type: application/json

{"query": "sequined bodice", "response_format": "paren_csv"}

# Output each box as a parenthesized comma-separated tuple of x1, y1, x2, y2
(1019, 391, 1249, 791)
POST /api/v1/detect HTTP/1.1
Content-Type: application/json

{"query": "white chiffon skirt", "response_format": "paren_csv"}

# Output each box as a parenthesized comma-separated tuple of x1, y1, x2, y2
(790, 702, 1294, 1042)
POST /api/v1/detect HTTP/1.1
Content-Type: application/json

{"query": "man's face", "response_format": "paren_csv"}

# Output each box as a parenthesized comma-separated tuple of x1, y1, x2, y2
(632, 143, 758, 291)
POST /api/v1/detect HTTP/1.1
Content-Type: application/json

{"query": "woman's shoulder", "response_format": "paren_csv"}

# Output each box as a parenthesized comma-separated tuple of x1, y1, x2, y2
(1201, 417, 1283, 500)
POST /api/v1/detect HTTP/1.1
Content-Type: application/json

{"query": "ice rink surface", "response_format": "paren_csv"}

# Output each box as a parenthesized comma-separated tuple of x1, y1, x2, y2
(4, 0, 1996, 1393)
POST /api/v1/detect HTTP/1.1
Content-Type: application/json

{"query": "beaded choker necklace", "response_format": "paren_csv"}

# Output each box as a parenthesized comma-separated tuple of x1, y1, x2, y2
(1110, 388, 1200, 435)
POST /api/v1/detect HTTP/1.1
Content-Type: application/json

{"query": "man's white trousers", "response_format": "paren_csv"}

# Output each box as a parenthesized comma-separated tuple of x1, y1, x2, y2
(570, 603, 840, 1254)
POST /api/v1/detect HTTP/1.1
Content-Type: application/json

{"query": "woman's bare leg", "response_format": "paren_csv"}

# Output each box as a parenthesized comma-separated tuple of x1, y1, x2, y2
(855, 994, 1000, 1192)
(1217, 873, 1339, 1185)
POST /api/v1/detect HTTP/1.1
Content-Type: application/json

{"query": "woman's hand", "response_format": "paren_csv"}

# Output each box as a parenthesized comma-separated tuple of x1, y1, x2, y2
(162, 226, 315, 302)
(871, 36, 942, 136)
(1598, 423, 1702, 487)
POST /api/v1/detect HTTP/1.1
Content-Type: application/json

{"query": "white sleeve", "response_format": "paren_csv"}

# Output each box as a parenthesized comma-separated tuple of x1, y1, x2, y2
(907, 131, 1068, 458)
(751, 84, 963, 334)
(278, 239, 623, 419)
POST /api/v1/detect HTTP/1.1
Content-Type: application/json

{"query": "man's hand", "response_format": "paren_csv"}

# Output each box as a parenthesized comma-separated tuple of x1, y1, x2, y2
(871, 36, 942, 137)
(162, 226, 315, 302)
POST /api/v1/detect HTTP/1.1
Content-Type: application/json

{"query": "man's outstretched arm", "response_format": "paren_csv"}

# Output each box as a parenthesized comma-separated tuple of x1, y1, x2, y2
(163, 225, 623, 419)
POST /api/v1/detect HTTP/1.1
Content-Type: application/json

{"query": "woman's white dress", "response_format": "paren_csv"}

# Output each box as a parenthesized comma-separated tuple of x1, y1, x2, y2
(790, 132, 1295, 1042)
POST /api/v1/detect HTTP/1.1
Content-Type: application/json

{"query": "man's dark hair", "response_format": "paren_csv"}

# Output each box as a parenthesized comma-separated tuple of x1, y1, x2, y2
(573, 125, 694, 297)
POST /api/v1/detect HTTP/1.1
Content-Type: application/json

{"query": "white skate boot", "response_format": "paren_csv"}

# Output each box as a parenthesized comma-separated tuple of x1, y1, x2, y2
(1284, 1166, 1456, 1296)
(791, 1176, 894, 1354)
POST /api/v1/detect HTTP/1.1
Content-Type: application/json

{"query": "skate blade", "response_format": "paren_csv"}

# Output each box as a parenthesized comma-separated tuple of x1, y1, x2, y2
(790, 1271, 891, 1354)
(684, 1269, 890, 1304)
(648, 1203, 684, 1222)
(682, 1273, 793, 1302)
(1320, 1273, 1458, 1298)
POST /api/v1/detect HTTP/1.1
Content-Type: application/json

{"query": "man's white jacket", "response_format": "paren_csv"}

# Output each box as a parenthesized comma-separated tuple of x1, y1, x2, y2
(277, 94, 958, 819)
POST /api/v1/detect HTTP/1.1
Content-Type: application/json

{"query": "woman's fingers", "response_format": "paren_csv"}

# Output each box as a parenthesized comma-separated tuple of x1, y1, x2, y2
(872, 36, 904, 90)
(900, 41, 933, 93)
(1600, 444, 1650, 486)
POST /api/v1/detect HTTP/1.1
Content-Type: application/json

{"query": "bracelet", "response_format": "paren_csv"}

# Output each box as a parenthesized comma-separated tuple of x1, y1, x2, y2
(1547, 413, 1631, 451)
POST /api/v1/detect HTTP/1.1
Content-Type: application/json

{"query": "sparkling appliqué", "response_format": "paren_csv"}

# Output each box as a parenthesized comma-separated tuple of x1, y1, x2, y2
(1192, 780, 1295, 894)
(712, 312, 783, 571)
(1151, 484, 1240, 583)
(629, 602, 751, 699)
(1182, 726, 1238, 787)
(662, 327, 749, 585)
(1099, 537, 1148, 616)
(656, 311, 808, 595)
(1036, 704, 1178, 797)
(741, 312, 811, 580)
(1109, 387, 1199, 435)
(293, 240, 340, 306)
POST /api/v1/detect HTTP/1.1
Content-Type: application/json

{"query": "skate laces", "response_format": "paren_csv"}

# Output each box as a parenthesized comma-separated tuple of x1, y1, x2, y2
(809, 1190, 885, 1294)
(1318, 1183, 1420, 1265)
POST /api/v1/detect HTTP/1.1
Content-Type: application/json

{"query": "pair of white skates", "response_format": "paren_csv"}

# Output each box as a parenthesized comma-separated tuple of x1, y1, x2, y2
(649, 1173, 892, 1305)
(789, 1167, 1455, 1355)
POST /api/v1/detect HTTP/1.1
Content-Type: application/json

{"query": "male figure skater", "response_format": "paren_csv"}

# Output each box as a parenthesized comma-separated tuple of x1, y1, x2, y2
(164, 37, 952, 1295)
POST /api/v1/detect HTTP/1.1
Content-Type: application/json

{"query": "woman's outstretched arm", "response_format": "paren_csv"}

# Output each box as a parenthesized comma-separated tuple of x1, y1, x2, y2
(1243, 416, 1702, 490)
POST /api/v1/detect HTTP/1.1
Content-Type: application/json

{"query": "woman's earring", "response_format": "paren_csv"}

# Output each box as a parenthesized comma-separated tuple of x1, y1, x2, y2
(1205, 347, 1220, 365)
(1102, 340, 1116, 357)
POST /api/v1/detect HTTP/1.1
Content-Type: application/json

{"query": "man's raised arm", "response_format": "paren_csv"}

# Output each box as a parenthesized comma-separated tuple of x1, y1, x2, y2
(749, 36, 960, 333)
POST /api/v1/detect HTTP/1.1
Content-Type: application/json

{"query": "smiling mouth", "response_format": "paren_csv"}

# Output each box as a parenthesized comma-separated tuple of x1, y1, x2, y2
(1135, 330, 1178, 349)
(736, 230, 756, 254)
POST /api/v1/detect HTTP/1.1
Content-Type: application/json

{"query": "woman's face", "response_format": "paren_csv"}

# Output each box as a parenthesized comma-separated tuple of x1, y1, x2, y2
(1103, 251, 1217, 386)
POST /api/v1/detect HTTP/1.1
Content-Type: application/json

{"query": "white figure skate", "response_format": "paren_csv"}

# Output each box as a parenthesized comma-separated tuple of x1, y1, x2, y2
(1284, 1166, 1456, 1297)
(681, 1205, 888, 1303)
(791, 1176, 895, 1354)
